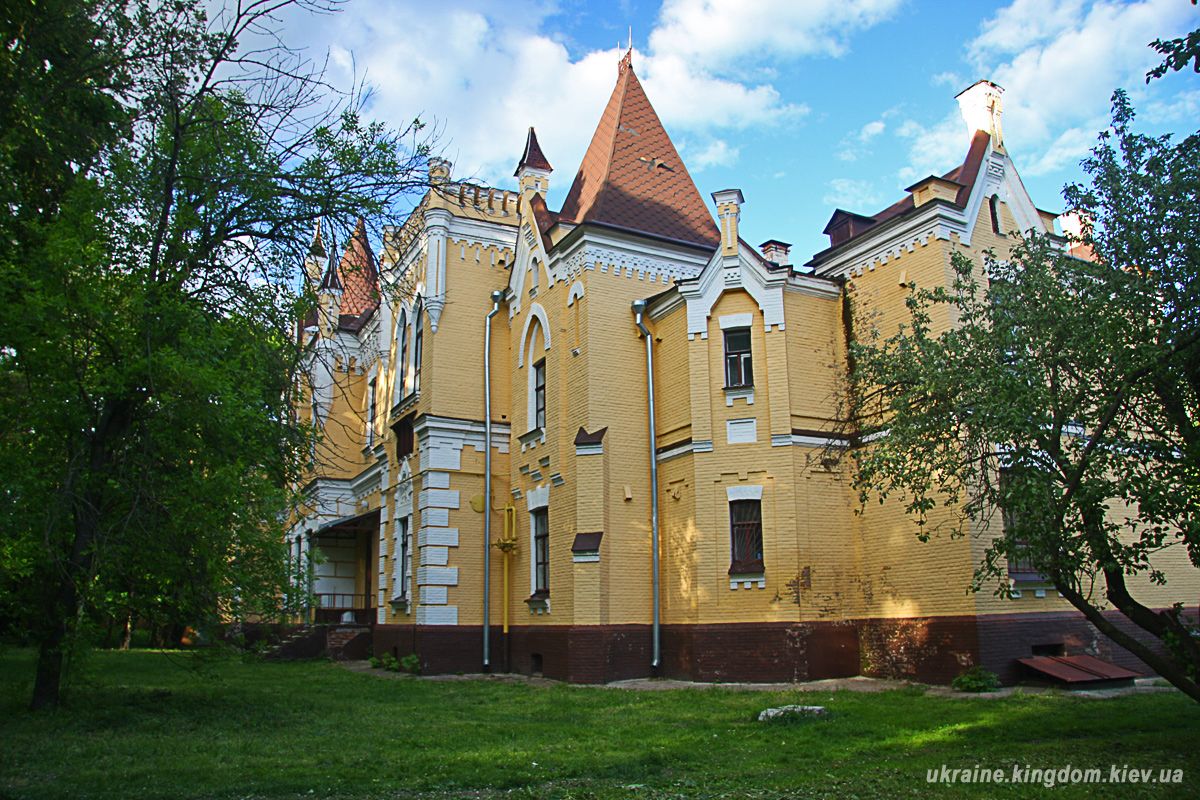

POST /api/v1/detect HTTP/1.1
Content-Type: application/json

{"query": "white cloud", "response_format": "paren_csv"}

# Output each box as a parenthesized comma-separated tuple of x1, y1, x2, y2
(895, 113, 967, 184)
(294, 0, 901, 192)
(893, 0, 1196, 192)
(970, 0, 1196, 158)
(835, 115, 892, 161)
(649, 0, 904, 67)
(683, 138, 741, 171)
(823, 178, 882, 210)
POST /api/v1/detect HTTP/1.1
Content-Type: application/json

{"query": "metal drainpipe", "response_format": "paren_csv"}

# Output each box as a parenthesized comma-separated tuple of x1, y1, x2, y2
(483, 289, 505, 670)
(631, 299, 661, 670)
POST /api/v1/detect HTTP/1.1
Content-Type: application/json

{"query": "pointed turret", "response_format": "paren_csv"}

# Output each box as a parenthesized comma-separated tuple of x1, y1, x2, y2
(515, 127, 552, 196)
(335, 217, 379, 317)
(558, 53, 719, 249)
(303, 220, 327, 286)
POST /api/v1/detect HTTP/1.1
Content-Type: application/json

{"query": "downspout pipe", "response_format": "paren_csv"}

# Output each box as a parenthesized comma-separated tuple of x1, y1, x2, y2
(631, 299, 661, 670)
(483, 289, 505, 670)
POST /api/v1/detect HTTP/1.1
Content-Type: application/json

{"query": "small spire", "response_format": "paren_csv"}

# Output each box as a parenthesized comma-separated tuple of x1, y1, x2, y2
(514, 127, 553, 176)
(308, 219, 325, 257)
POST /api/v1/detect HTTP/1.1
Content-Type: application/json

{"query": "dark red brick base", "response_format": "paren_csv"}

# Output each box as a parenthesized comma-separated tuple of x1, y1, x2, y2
(371, 608, 1188, 686)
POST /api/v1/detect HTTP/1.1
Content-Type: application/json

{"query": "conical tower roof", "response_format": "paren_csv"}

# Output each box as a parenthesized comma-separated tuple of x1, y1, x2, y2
(335, 218, 378, 316)
(515, 127, 553, 175)
(558, 53, 719, 249)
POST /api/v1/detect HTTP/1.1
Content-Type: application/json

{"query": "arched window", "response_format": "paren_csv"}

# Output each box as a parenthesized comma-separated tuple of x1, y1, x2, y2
(412, 300, 424, 396)
(989, 194, 1001, 235)
(395, 308, 409, 402)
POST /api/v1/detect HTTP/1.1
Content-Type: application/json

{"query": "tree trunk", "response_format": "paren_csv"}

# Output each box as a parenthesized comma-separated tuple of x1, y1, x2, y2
(29, 398, 132, 710)
(120, 612, 134, 650)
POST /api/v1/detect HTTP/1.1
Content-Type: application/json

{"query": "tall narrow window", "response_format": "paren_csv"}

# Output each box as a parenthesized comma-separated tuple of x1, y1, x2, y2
(394, 413, 414, 459)
(393, 517, 410, 602)
(532, 508, 549, 595)
(396, 309, 409, 400)
(366, 377, 377, 447)
(729, 499, 763, 574)
(1000, 468, 1043, 581)
(989, 194, 1001, 235)
(533, 358, 546, 430)
(724, 328, 753, 388)
(412, 301, 424, 395)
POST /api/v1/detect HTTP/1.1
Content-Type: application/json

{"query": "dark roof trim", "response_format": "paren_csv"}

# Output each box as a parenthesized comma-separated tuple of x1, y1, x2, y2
(571, 531, 603, 553)
(574, 426, 608, 445)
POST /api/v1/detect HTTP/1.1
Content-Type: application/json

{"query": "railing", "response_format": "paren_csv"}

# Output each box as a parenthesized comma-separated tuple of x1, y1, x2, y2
(314, 593, 369, 610)
(312, 593, 372, 625)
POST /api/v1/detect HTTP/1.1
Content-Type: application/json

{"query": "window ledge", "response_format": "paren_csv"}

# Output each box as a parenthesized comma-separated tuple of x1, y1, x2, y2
(723, 386, 755, 407)
(391, 391, 419, 418)
(729, 573, 766, 590)
(388, 596, 411, 614)
(525, 592, 550, 615)
(519, 427, 546, 451)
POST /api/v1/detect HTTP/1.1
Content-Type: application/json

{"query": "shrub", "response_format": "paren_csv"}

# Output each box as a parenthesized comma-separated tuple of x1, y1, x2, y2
(380, 653, 400, 672)
(368, 656, 382, 669)
(400, 654, 421, 675)
(952, 666, 1001, 693)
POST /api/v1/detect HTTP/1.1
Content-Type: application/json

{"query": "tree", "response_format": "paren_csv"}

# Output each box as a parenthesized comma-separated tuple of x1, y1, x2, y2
(0, 0, 433, 709)
(847, 92, 1200, 702)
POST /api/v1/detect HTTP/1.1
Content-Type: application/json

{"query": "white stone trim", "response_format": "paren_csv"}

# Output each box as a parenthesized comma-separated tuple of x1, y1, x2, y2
(572, 552, 601, 563)
(680, 240, 787, 338)
(726, 484, 764, 501)
(415, 606, 458, 625)
(418, 488, 460, 510)
(724, 387, 754, 406)
(421, 586, 448, 605)
(517, 303, 551, 368)
(417, 566, 458, 586)
(719, 313, 753, 330)
(575, 442, 603, 456)
(726, 418, 758, 444)
(525, 484, 549, 510)
(416, 415, 511, 472)
(424, 471, 451, 489)
(566, 280, 585, 306)
(420, 546, 449, 566)
(419, 527, 459, 547)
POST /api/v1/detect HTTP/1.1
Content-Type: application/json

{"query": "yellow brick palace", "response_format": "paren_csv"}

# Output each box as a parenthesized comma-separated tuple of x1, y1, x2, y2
(287, 54, 1200, 684)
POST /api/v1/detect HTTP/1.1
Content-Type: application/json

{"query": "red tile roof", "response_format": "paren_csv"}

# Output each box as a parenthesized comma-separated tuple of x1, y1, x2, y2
(558, 58, 719, 250)
(813, 130, 992, 256)
(528, 192, 558, 253)
(335, 217, 379, 317)
(515, 127, 553, 175)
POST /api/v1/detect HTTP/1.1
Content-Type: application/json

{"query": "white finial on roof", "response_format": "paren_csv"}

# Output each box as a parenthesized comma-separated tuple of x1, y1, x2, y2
(956, 80, 1005, 149)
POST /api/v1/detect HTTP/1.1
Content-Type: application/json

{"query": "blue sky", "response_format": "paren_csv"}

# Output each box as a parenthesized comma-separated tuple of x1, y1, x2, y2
(282, 0, 1199, 260)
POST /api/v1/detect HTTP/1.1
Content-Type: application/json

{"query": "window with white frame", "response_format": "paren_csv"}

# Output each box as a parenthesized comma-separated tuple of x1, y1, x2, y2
(392, 516, 411, 602)
(723, 328, 753, 388)
(396, 308, 409, 401)
(531, 508, 549, 596)
(729, 497, 763, 575)
(412, 300, 424, 395)
(533, 358, 546, 430)
(366, 377, 377, 447)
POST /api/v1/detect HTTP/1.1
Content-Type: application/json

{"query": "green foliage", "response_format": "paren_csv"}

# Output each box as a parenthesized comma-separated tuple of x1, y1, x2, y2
(0, 0, 433, 708)
(380, 653, 400, 672)
(367, 655, 382, 669)
(848, 91, 1200, 700)
(952, 666, 1001, 693)
(400, 653, 421, 675)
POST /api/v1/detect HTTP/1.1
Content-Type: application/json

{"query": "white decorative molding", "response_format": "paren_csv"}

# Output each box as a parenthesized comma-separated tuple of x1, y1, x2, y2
(423, 207, 451, 332)
(566, 280, 585, 307)
(421, 586, 448, 605)
(418, 488, 460, 510)
(729, 576, 767, 590)
(420, 546, 449, 566)
(525, 484, 549, 510)
(517, 302, 552, 367)
(727, 418, 758, 444)
(575, 442, 603, 456)
(415, 606, 458, 625)
(417, 566, 458, 585)
(424, 471, 451, 490)
(416, 415, 511, 472)
(719, 313, 753, 330)
(726, 484, 764, 501)
(419, 527, 459, 547)
(724, 387, 754, 407)
(573, 553, 600, 563)
(680, 240, 787, 338)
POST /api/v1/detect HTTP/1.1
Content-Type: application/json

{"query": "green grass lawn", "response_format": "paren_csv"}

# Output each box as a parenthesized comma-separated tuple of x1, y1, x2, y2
(1, 649, 1196, 799)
